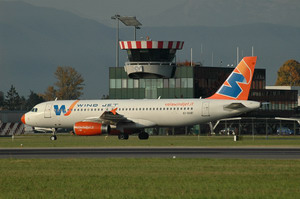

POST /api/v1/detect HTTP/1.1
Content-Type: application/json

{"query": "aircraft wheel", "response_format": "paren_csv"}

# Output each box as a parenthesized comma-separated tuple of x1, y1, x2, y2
(118, 133, 129, 140)
(138, 132, 149, 140)
(124, 134, 129, 140)
(50, 135, 57, 141)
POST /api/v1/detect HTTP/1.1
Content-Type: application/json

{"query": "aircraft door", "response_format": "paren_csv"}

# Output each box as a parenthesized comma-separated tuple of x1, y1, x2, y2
(44, 103, 52, 118)
(202, 102, 210, 116)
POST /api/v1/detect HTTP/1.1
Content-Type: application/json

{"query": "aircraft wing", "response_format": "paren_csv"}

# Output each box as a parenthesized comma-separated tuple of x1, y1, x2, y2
(81, 108, 157, 129)
(100, 110, 131, 124)
(82, 109, 132, 125)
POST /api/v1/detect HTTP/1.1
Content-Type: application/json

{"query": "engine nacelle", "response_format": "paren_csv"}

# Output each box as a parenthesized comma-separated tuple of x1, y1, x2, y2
(74, 122, 110, 136)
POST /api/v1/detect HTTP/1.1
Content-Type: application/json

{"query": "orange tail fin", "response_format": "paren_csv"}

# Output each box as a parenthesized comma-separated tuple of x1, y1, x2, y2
(208, 56, 257, 100)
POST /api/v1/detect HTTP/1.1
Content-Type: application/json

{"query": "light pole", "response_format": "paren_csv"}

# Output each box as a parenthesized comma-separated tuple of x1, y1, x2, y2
(111, 14, 121, 67)
(111, 15, 142, 67)
(134, 26, 141, 41)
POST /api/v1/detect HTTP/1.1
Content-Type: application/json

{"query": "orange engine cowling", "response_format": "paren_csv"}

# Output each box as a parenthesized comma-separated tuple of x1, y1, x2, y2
(74, 122, 110, 136)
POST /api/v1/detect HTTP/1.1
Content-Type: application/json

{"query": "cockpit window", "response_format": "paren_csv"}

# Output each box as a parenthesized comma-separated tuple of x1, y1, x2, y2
(31, 108, 38, 112)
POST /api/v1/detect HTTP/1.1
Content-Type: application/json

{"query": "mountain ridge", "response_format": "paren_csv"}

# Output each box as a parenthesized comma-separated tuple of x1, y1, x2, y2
(0, 1, 300, 98)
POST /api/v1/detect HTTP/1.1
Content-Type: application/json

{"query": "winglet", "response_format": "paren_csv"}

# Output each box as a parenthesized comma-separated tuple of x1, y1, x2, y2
(208, 56, 257, 100)
(111, 108, 118, 115)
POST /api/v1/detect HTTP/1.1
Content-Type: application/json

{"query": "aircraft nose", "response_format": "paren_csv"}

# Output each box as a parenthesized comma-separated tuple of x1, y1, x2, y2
(21, 114, 26, 124)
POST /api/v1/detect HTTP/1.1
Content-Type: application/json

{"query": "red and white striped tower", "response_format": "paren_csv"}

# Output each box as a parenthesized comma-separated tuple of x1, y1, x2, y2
(120, 41, 184, 78)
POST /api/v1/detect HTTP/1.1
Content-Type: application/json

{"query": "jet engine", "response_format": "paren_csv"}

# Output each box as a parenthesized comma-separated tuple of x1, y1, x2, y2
(74, 122, 110, 136)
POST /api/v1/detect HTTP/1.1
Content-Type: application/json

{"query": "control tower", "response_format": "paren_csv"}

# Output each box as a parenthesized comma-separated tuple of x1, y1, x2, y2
(120, 41, 184, 78)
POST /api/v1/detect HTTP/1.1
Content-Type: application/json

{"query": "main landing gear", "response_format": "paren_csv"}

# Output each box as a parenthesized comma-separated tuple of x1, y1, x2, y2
(50, 128, 57, 141)
(118, 133, 129, 140)
(138, 132, 149, 140)
(117, 132, 149, 140)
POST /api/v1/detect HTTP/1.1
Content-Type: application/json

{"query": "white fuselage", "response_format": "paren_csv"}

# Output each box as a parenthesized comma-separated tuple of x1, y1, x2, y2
(24, 98, 260, 130)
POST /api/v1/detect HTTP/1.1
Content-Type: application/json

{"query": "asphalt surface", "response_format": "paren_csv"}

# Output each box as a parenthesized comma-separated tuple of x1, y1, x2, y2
(0, 147, 300, 159)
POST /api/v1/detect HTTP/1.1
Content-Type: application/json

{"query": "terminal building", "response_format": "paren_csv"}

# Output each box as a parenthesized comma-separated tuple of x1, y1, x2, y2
(109, 40, 300, 135)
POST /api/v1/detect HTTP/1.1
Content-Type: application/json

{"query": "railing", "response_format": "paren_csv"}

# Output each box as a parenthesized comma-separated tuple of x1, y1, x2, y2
(125, 62, 175, 66)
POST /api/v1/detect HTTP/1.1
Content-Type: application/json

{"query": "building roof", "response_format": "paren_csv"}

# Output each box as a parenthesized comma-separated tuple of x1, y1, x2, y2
(119, 41, 184, 50)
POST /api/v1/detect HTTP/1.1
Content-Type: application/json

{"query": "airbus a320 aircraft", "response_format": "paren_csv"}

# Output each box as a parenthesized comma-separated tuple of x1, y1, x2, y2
(21, 57, 260, 140)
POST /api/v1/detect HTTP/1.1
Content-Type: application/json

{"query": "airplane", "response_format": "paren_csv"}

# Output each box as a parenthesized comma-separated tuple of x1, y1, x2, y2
(21, 56, 260, 140)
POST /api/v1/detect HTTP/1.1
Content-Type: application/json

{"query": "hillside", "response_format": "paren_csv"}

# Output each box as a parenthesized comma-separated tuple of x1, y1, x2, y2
(0, 1, 115, 98)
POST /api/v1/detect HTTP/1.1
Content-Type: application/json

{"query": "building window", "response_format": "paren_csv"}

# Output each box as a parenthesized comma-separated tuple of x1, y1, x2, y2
(157, 79, 163, 88)
(145, 79, 151, 88)
(128, 79, 133, 88)
(169, 79, 175, 88)
(134, 79, 139, 88)
(181, 78, 188, 88)
(176, 78, 181, 88)
(140, 79, 145, 88)
(163, 79, 169, 88)
(188, 78, 193, 88)
(110, 79, 116, 88)
(116, 79, 121, 88)
(122, 79, 127, 88)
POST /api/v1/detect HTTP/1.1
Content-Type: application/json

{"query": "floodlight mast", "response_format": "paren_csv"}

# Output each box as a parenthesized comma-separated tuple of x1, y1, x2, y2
(111, 14, 121, 67)
(111, 15, 142, 67)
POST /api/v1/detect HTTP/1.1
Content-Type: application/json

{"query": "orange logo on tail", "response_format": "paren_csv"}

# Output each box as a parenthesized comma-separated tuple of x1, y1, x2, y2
(208, 56, 257, 100)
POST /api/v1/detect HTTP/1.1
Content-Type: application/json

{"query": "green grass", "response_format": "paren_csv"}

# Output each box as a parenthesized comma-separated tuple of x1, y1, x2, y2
(0, 134, 300, 148)
(0, 158, 299, 199)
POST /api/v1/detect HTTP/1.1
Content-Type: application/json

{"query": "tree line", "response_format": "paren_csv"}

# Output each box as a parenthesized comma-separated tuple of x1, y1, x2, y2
(0, 66, 84, 111)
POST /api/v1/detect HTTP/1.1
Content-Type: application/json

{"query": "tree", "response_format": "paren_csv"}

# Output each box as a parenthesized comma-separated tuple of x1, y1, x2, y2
(43, 86, 57, 101)
(4, 85, 21, 110)
(275, 59, 300, 86)
(0, 91, 4, 109)
(25, 90, 45, 110)
(177, 60, 199, 67)
(44, 66, 84, 100)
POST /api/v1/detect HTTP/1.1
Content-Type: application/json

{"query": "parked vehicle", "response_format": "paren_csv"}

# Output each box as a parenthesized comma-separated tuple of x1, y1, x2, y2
(276, 127, 293, 135)
(219, 127, 236, 135)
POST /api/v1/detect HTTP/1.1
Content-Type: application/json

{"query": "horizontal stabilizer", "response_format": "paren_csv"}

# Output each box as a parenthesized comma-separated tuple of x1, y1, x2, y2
(224, 103, 246, 110)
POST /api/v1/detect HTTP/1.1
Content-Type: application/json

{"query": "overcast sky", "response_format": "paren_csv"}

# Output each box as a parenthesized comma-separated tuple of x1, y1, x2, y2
(5, 0, 186, 27)
(5, 0, 300, 28)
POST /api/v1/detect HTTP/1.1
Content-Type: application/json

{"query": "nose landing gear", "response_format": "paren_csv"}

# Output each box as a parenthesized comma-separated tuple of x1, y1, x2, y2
(50, 128, 57, 141)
